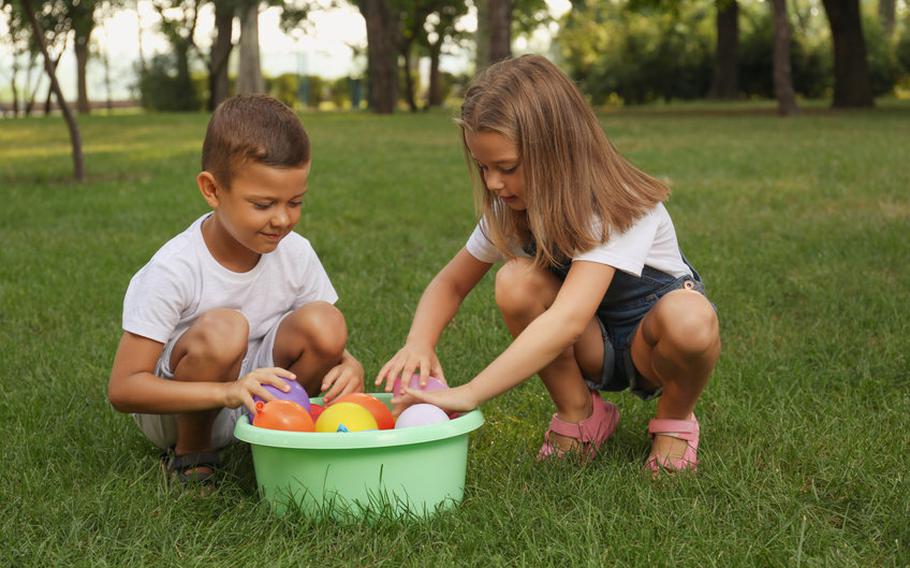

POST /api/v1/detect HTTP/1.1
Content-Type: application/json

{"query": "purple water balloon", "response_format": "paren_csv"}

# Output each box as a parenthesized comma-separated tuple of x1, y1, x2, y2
(253, 378, 311, 411)
(394, 403, 450, 429)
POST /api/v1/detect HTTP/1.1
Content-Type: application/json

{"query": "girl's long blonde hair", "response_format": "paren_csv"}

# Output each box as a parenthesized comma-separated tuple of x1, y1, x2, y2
(458, 55, 670, 268)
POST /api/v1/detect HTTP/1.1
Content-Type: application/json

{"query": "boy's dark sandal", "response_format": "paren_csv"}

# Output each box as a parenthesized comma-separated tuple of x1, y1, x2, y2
(164, 450, 222, 485)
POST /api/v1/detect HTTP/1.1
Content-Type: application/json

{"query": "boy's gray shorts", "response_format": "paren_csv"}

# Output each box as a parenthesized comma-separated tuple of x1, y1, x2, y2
(132, 313, 288, 450)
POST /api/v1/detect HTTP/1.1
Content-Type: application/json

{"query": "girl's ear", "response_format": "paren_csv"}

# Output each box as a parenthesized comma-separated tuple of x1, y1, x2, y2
(197, 171, 220, 208)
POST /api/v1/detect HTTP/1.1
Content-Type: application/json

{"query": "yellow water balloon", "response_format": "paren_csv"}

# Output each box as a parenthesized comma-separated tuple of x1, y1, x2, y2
(314, 402, 378, 432)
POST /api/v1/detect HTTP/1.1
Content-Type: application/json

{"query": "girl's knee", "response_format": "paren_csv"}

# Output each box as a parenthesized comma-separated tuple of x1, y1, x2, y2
(287, 302, 348, 358)
(495, 258, 552, 315)
(657, 291, 719, 357)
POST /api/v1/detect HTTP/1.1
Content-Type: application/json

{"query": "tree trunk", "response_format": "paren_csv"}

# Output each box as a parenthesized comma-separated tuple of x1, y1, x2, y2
(21, 0, 84, 181)
(44, 51, 64, 115)
(427, 42, 442, 107)
(137, 6, 147, 75)
(237, 1, 264, 94)
(10, 58, 20, 117)
(878, 0, 895, 38)
(771, 0, 799, 116)
(103, 53, 113, 112)
(401, 45, 418, 112)
(74, 27, 92, 114)
(709, 0, 739, 99)
(488, 0, 511, 64)
(475, 0, 490, 70)
(209, 0, 235, 110)
(25, 55, 41, 116)
(821, 0, 874, 108)
(358, 0, 398, 114)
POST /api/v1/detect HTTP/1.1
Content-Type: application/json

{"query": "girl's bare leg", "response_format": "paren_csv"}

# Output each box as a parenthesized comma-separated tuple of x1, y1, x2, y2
(494, 258, 605, 452)
(630, 289, 721, 462)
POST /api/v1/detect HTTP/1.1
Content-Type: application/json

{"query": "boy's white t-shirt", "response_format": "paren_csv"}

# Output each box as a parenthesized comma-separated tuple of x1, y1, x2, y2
(122, 214, 338, 345)
(465, 202, 692, 278)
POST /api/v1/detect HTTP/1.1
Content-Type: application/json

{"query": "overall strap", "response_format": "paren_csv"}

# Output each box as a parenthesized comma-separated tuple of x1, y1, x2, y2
(679, 249, 703, 283)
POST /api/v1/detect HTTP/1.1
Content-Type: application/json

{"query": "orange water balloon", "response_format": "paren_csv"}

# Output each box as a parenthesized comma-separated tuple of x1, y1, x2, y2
(332, 393, 396, 430)
(252, 400, 315, 432)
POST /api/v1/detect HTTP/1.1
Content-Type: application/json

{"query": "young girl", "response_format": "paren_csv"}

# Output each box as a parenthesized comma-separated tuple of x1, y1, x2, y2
(375, 55, 720, 473)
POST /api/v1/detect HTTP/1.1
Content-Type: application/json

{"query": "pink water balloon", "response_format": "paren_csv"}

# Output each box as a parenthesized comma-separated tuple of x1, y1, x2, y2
(392, 374, 447, 398)
(394, 403, 450, 429)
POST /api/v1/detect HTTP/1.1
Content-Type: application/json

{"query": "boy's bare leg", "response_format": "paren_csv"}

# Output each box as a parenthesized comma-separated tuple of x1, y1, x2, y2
(272, 301, 348, 396)
(494, 259, 605, 452)
(169, 309, 249, 466)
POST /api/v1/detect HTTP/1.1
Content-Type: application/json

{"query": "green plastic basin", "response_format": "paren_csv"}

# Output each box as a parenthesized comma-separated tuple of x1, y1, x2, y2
(234, 393, 484, 519)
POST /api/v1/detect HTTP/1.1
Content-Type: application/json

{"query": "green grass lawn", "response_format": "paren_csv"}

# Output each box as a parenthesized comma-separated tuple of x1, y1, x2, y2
(1, 100, 909, 566)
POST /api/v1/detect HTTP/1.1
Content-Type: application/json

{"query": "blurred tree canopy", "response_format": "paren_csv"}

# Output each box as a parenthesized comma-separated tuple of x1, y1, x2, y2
(3, 0, 910, 116)
(557, 0, 908, 106)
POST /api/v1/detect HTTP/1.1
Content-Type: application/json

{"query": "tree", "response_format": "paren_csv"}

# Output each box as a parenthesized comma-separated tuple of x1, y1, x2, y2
(709, 0, 739, 98)
(474, 0, 489, 69)
(421, 0, 468, 107)
(488, 0, 510, 63)
(70, 0, 101, 114)
(2, 0, 30, 116)
(237, 0, 264, 93)
(19, 0, 85, 181)
(820, 0, 874, 107)
(151, 0, 202, 110)
(476, 0, 548, 70)
(355, 0, 399, 113)
(208, 0, 237, 109)
(878, 0, 895, 38)
(398, 1, 434, 112)
(770, 0, 798, 115)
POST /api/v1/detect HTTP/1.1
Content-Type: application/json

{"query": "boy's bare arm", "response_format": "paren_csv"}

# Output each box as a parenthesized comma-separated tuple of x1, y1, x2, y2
(108, 332, 295, 414)
(107, 332, 230, 414)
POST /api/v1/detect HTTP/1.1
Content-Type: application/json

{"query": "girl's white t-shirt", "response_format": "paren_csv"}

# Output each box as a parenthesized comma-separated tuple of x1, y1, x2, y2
(122, 214, 338, 345)
(465, 202, 691, 278)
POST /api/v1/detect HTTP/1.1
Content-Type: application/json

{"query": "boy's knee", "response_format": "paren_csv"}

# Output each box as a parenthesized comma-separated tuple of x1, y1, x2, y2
(495, 258, 548, 314)
(183, 309, 249, 368)
(289, 302, 348, 358)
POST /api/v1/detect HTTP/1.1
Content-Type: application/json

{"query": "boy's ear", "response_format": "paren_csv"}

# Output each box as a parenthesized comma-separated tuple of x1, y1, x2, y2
(196, 171, 221, 208)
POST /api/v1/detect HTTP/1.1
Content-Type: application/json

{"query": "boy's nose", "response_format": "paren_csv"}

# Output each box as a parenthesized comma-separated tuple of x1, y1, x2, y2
(271, 209, 290, 227)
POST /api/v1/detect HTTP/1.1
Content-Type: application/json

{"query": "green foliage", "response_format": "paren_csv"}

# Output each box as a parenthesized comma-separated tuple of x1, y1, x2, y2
(737, 6, 833, 99)
(329, 76, 353, 108)
(558, 0, 905, 104)
(263, 74, 359, 109)
(559, 1, 714, 104)
(136, 54, 201, 111)
(862, 13, 901, 97)
(266, 72, 301, 108)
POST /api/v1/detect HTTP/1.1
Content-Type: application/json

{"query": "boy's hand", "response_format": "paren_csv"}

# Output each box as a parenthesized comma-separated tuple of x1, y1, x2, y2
(223, 367, 295, 413)
(374, 342, 446, 393)
(321, 352, 364, 404)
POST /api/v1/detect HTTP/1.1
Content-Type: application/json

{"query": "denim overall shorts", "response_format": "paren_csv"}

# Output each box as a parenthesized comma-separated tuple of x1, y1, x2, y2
(543, 249, 710, 400)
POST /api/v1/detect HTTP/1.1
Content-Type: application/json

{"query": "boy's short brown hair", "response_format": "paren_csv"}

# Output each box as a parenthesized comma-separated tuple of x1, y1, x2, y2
(202, 94, 310, 188)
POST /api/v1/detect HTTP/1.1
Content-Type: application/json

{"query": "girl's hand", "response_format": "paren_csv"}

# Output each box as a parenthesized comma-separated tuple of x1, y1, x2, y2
(321, 353, 365, 404)
(223, 367, 295, 413)
(374, 343, 447, 393)
(399, 383, 479, 414)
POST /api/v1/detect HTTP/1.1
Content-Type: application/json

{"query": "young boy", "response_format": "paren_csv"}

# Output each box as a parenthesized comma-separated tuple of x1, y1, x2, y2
(108, 94, 364, 484)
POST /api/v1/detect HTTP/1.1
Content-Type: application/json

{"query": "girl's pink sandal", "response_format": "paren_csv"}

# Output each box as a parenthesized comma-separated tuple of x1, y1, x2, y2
(537, 391, 620, 461)
(644, 415, 699, 475)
